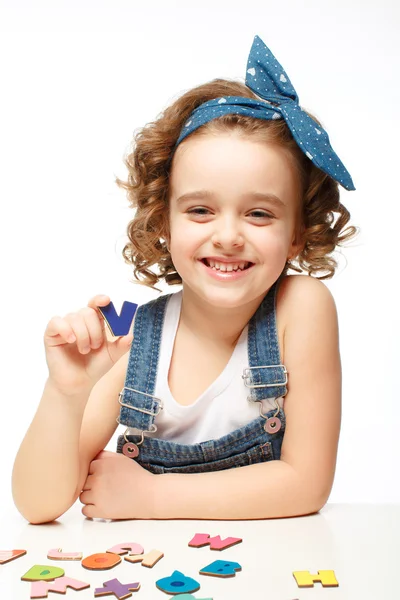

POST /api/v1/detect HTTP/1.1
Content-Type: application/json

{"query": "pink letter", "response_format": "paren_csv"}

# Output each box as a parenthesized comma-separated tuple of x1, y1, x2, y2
(188, 533, 242, 551)
(106, 542, 144, 556)
(47, 548, 83, 560)
(30, 577, 89, 598)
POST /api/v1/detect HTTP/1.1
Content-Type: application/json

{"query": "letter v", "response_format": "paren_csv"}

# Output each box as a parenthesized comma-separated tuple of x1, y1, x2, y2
(98, 301, 138, 336)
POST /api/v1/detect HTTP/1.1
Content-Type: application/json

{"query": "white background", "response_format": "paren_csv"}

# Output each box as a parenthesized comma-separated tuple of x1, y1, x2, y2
(0, 0, 399, 514)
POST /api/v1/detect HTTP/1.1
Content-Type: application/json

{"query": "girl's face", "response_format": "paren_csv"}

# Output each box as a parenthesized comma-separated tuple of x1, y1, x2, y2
(168, 132, 302, 308)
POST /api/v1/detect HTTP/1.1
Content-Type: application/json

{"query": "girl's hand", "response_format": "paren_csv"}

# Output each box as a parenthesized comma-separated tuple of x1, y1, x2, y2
(44, 295, 133, 396)
(79, 451, 156, 520)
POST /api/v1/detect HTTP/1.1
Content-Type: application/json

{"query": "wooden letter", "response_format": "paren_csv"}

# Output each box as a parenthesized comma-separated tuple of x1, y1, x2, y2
(156, 571, 200, 595)
(199, 560, 242, 578)
(94, 578, 140, 598)
(292, 570, 339, 587)
(166, 596, 213, 600)
(30, 576, 89, 598)
(21, 565, 64, 581)
(106, 543, 144, 556)
(124, 549, 164, 568)
(47, 548, 83, 560)
(82, 553, 121, 570)
(98, 301, 138, 337)
(0, 549, 26, 564)
(189, 533, 242, 551)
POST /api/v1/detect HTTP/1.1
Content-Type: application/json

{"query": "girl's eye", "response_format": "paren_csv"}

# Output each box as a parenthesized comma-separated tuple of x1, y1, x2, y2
(249, 210, 273, 219)
(188, 207, 209, 216)
(187, 208, 273, 219)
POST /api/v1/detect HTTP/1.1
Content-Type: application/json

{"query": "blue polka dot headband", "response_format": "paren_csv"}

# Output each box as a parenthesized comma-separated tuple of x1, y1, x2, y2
(176, 35, 355, 191)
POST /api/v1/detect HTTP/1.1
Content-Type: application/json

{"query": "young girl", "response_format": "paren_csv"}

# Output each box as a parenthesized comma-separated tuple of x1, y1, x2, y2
(12, 35, 357, 523)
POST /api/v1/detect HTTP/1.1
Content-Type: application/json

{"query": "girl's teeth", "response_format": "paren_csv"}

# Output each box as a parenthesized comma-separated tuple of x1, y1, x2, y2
(206, 259, 248, 271)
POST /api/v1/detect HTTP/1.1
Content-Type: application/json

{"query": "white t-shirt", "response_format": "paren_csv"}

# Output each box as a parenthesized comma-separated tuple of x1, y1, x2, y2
(127, 291, 284, 444)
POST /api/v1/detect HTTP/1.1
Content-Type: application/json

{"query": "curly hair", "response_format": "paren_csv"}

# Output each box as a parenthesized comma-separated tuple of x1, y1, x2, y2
(116, 79, 358, 292)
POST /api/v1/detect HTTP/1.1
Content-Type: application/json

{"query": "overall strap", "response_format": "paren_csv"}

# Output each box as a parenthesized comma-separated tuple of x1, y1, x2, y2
(244, 277, 288, 401)
(118, 293, 171, 430)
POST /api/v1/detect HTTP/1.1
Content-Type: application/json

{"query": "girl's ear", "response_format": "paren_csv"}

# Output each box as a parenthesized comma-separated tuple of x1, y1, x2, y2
(160, 217, 170, 252)
(163, 211, 171, 252)
(288, 226, 305, 260)
(164, 234, 171, 253)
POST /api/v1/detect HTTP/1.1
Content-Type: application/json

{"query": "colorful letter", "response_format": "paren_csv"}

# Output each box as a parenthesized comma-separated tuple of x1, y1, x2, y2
(21, 565, 64, 581)
(167, 596, 213, 600)
(292, 570, 339, 587)
(199, 560, 242, 578)
(30, 576, 89, 598)
(47, 548, 83, 560)
(94, 578, 140, 598)
(98, 301, 138, 337)
(189, 533, 242, 551)
(156, 571, 200, 595)
(82, 552, 121, 570)
(124, 549, 164, 567)
(106, 542, 144, 556)
(0, 549, 26, 564)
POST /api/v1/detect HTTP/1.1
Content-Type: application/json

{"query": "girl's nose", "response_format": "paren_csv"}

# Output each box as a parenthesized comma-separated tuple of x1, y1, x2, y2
(211, 219, 244, 249)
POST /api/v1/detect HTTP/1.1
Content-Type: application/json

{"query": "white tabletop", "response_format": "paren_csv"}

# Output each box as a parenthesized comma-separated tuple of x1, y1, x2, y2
(0, 501, 398, 599)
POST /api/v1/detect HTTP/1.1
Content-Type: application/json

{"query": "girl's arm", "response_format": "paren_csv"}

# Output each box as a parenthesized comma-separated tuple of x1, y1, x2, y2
(153, 275, 341, 519)
(12, 351, 128, 524)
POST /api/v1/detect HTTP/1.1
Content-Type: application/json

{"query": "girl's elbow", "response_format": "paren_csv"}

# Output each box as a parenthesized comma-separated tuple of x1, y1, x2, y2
(15, 503, 65, 525)
(293, 476, 332, 516)
(13, 489, 75, 524)
(308, 483, 332, 514)
(27, 515, 58, 525)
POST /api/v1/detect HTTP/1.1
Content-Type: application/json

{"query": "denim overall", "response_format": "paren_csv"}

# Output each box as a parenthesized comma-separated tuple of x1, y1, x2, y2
(116, 278, 288, 474)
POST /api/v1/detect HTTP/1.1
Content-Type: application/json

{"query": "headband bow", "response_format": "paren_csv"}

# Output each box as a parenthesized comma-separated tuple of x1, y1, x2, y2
(176, 35, 355, 191)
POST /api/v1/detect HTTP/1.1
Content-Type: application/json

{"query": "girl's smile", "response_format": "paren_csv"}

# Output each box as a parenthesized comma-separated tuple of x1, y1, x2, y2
(198, 256, 256, 281)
